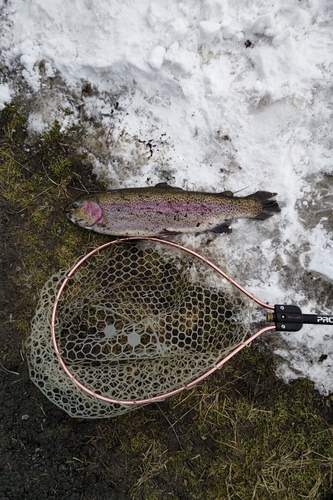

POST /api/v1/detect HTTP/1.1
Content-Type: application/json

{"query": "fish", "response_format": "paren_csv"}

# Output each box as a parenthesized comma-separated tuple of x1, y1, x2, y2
(65, 183, 280, 236)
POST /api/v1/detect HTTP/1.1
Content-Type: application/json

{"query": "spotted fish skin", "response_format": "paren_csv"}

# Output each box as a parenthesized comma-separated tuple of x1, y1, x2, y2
(66, 183, 280, 236)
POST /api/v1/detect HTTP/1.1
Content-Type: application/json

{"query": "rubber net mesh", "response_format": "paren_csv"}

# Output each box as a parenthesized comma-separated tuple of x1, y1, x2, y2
(27, 240, 253, 419)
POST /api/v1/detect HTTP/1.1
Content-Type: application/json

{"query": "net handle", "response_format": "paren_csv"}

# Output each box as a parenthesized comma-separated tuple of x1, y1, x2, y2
(51, 236, 275, 406)
(267, 305, 333, 331)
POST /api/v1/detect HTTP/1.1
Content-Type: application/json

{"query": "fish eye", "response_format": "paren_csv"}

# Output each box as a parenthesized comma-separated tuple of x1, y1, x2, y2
(71, 202, 80, 209)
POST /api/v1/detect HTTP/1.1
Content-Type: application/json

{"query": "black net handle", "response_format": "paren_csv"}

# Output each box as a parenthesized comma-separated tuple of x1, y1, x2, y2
(267, 305, 333, 332)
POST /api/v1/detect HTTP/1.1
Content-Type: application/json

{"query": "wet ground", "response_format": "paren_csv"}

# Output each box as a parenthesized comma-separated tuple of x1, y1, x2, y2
(1, 100, 333, 500)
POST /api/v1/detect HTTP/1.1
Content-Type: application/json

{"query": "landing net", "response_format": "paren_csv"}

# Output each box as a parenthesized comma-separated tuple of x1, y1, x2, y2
(27, 238, 254, 418)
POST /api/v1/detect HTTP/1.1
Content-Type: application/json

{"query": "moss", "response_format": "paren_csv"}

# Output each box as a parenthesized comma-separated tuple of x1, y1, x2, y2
(50, 156, 72, 179)
(0, 98, 108, 339)
(165, 351, 333, 500)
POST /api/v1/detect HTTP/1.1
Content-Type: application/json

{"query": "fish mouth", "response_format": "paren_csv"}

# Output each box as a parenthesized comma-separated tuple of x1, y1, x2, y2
(65, 211, 73, 221)
(65, 211, 77, 223)
(66, 210, 106, 229)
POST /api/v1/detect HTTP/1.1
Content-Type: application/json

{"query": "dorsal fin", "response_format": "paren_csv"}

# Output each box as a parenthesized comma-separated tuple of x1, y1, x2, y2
(154, 182, 184, 191)
(217, 190, 234, 197)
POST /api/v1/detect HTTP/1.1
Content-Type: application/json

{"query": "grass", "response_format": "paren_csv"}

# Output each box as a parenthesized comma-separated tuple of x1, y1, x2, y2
(112, 345, 333, 499)
(118, 350, 333, 499)
(0, 100, 109, 276)
(1, 98, 333, 500)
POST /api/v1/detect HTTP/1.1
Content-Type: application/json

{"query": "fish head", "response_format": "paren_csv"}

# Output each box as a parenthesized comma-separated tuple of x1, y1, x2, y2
(65, 199, 103, 229)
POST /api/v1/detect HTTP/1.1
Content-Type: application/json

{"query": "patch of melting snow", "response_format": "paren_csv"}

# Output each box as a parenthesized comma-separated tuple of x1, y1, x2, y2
(1, 0, 333, 392)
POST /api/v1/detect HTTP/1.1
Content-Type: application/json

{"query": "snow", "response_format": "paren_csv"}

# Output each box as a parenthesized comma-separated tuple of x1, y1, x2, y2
(1, 0, 333, 392)
(0, 83, 12, 110)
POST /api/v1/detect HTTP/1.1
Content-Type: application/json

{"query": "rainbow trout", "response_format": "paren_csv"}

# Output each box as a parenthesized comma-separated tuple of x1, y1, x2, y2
(66, 183, 280, 236)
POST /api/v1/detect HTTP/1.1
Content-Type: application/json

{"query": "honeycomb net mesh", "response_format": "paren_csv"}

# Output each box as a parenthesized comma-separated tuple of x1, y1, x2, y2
(27, 239, 253, 419)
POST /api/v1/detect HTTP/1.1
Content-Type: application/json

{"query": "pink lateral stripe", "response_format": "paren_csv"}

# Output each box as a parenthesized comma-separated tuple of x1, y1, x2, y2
(104, 201, 239, 214)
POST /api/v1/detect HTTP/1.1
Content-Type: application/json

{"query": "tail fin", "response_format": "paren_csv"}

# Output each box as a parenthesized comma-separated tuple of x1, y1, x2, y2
(247, 191, 281, 220)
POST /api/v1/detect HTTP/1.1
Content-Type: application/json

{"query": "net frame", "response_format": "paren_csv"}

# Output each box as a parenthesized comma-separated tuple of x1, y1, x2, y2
(51, 236, 276, 407)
